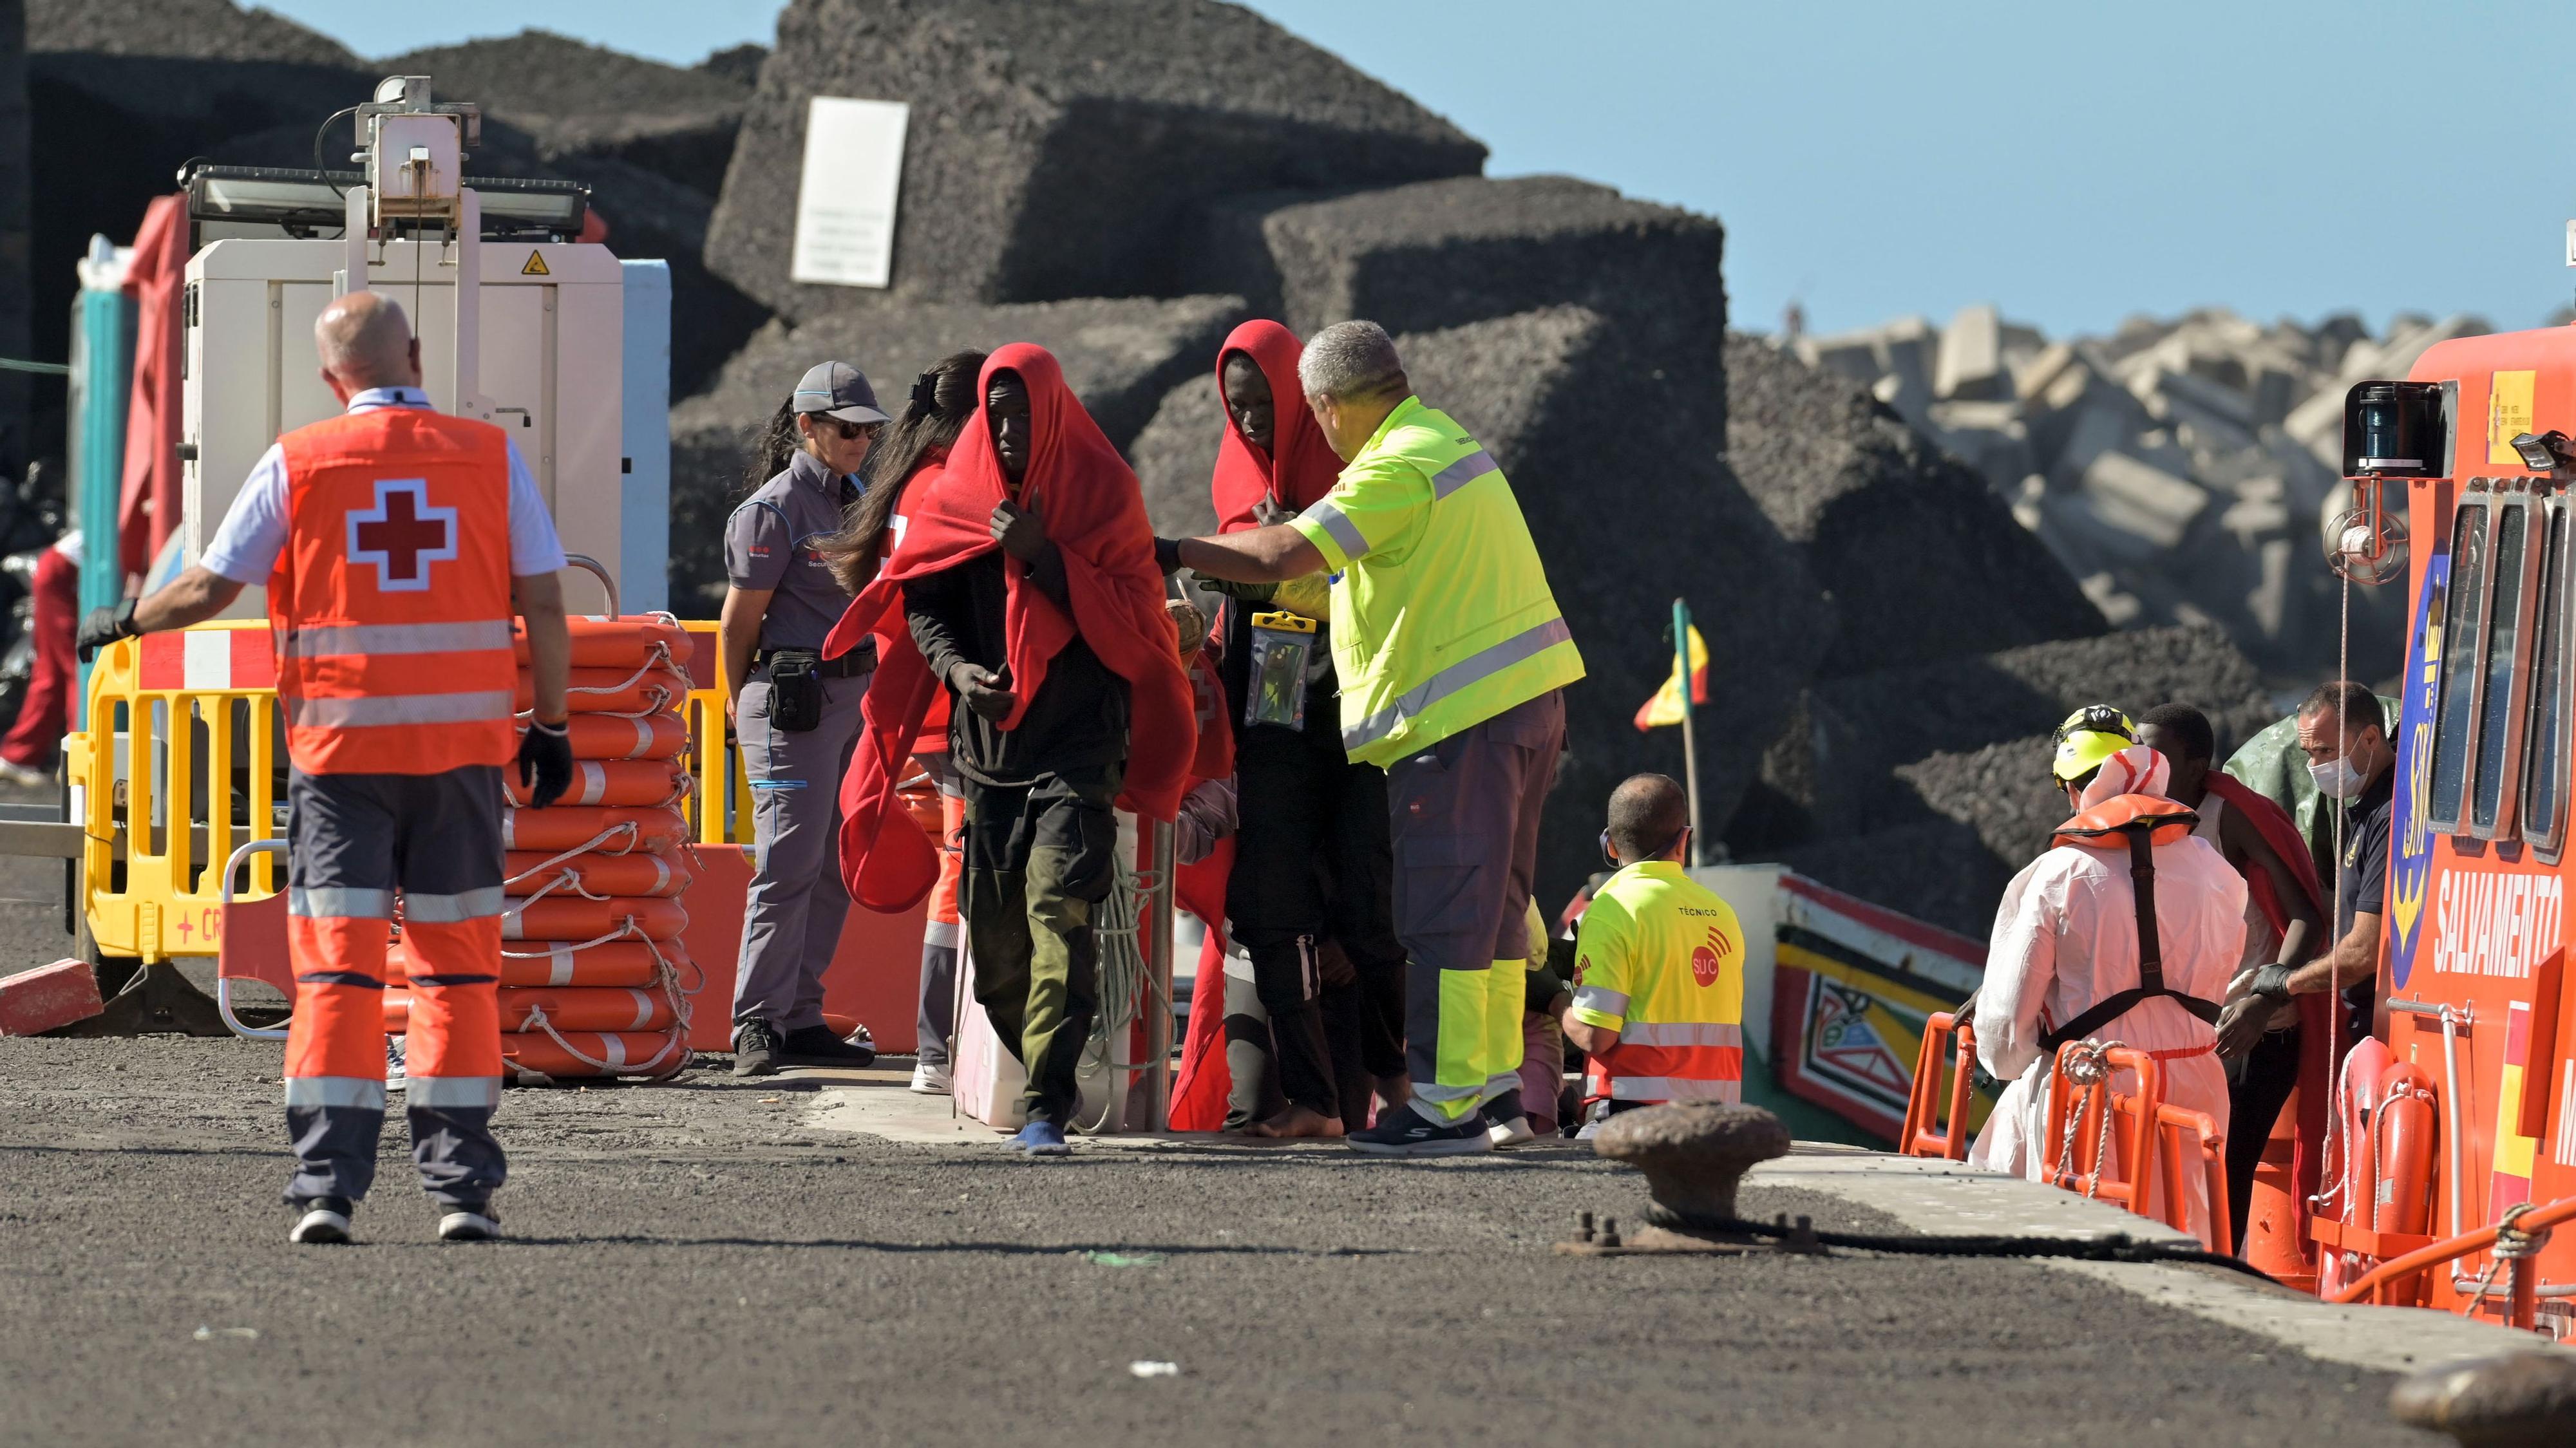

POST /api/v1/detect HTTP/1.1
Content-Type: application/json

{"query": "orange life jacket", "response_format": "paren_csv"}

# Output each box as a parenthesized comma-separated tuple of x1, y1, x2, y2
(267, 408, 518, 775)
(2039, 793, 2222, 1049)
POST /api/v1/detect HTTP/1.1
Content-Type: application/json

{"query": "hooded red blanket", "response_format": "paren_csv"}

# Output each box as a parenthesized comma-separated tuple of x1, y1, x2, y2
(1209, 319, 1341, 534)
(826, 344, 1197, 912)
(2203, 769, 2333, 1234)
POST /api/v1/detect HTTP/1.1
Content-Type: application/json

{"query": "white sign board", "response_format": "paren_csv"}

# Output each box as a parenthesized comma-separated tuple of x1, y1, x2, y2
(791, 97, 909, 290)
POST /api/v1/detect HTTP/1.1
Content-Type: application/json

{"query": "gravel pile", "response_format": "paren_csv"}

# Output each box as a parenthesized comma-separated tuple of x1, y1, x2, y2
(1725, 332, 2104, 677)
(28, 0, 357, 66)
(705, 0, 1484, 319)
(667, 292, 1247, 610)
(1744, 623, 2278, 927)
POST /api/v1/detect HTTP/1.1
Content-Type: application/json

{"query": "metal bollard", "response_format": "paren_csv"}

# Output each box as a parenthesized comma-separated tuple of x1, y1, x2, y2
(1141, 818, 1176, 1131)
(1593, 1102, 1793, 1226)
(2388, 1351, 2576, 1447)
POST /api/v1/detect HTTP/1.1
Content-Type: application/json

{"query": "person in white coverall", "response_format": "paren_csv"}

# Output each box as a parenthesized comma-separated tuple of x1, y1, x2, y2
(1968, 744, 2245, 1245)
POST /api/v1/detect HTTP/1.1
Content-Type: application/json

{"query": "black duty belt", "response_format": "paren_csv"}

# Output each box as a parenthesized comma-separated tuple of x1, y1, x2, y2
(755, 644, 873, 678)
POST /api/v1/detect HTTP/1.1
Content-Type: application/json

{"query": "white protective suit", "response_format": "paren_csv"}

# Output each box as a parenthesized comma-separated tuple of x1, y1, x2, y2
(1967, 747, 2246, 1245)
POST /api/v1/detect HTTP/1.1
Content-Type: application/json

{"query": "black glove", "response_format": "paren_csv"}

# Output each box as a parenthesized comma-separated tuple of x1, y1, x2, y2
(518, 717, 575, 809)
(77, 599, 138, 663)
(1153, 536, 1184, 576)
(1192, 572, 1276, 605)
(2246, 963, 2295, 1004)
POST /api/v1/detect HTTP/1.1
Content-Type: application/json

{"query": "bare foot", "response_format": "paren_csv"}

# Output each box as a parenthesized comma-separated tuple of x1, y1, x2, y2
(1246, 1104, 1345, 1139)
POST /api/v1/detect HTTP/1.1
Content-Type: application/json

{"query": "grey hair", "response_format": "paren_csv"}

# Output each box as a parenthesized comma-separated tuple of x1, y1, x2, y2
(1296, 321, 1408, 403)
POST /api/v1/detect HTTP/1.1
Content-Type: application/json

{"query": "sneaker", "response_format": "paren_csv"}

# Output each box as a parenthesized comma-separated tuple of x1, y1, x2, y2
(289, 1197, 354, 1245)
(909, 1060, 952, 1095)
(437, 1205, 500, 1242)
(1346, 1107, 1495, 1158)
(1010, 1120, 1070, 1156)
(0, 758, 47, 788)
(1484, 1102, 1537, 1149)
(780, 1023, 876, 1068)
(732, 1019, 781, 1078)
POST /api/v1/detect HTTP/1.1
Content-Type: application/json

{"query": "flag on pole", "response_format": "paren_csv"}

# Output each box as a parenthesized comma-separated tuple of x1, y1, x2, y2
(1634, 623, 1709, 731)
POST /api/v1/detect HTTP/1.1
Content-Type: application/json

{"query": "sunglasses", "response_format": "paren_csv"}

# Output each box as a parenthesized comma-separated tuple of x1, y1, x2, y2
(1602, 823, 1690, 866)
(813, 417, 882, 442)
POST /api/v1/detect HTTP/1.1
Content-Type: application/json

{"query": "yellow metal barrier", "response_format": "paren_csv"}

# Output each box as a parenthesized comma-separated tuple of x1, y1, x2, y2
(72, 621, 283, 963)
(73, 617, 744, 962)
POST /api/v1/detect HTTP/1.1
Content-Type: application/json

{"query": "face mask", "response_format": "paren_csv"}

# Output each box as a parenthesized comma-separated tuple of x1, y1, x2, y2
(2308, 755, 2367, 800)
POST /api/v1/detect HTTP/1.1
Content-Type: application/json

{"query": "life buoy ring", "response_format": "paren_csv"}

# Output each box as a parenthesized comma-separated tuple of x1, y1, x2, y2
(502, 1026, 688, 1078)
(498, 939, 674, 988)
(499, 985, 679, 1033)
(516, 617, 692, 669)
(501, 894, 688, 942)
(516, 666, 692, 717)
(515, 712, 688, 761)
(504, 759, 687, 809)
(501, 805, 689, 854)
(504, 850, 694, 898)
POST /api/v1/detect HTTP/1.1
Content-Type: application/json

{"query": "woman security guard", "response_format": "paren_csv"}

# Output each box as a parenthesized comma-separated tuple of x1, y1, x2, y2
(721, 361, 889, 1077)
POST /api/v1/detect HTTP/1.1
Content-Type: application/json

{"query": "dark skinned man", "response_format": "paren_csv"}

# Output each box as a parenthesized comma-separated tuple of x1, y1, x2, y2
(2137, 702, 2329, 1248)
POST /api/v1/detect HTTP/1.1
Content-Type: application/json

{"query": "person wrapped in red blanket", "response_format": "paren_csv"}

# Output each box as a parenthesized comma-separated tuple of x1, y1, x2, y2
(824, 344, 1193, 1154)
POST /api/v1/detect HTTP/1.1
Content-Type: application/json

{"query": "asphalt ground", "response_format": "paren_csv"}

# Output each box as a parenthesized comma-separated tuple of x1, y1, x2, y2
(0, 1031, 2450, 1448)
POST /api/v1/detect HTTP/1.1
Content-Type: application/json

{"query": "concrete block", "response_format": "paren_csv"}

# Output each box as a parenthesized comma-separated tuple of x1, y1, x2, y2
(0, 958, 104, 1035)
(667, 294, 1245, 610)
(1934, 302, 2005, 401)
(2079, 450, 2208, 549)
(379, 29, 753, 196)
(1724, 335, 2102, 679)
(706, 0, 1484, 320)
(1390, 308, 1823, 901)
(1189, 175, 1727, 418)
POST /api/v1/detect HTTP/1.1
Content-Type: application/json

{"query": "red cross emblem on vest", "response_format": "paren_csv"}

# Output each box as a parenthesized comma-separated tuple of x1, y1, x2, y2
(346, 478, 458, 592)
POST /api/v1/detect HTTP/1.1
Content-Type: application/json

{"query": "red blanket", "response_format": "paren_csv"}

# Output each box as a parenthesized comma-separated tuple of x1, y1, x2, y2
(2204, 770, 2332, 1232)
(826, 344, 1196, 912)
(1209, 319, 1341, 533)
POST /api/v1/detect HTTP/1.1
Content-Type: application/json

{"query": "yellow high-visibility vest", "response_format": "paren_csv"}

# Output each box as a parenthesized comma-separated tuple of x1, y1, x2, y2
(1287, 397, 1584, 766)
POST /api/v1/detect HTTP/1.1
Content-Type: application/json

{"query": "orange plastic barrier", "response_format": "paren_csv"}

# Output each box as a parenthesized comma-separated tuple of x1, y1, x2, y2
(502, 805, 688, 854)
(2041, 1042, 2230, 1248)
(1899, 1010, 1976, 1160)
(504, 851, 694, 898)
(504, 758, 686, 809)
(516, 666, 692, 715)
(498, 939, 673, 988)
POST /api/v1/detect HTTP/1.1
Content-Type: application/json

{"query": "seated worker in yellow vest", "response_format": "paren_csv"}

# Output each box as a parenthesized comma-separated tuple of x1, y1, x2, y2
(1558, 774, 1745, 1134)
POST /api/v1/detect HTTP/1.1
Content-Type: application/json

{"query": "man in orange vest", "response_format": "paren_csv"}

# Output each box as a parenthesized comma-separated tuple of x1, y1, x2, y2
(80, 292, 574, 1245)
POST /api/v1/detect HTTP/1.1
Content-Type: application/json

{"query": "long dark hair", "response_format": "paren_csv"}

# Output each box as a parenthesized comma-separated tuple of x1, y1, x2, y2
(739, 395, 802, 497)
(819, 350, 987, 594)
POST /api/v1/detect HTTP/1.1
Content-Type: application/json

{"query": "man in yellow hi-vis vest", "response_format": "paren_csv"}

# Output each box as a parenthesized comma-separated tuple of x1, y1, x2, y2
(1161, 320, 1586, 1156)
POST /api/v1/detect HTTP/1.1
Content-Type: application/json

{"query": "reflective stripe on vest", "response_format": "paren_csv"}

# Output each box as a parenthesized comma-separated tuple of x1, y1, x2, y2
(1342, 616, 1574, 753)
(270, 409, 518, 776)
(1317, 400, 1584, 766)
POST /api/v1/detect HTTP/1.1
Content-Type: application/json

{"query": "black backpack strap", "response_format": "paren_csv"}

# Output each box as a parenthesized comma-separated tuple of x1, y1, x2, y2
(2040, 822, 2220, 1051)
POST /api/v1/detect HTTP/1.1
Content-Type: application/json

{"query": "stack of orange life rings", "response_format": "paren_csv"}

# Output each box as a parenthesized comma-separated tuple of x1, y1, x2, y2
(482, 617, 702, 1079)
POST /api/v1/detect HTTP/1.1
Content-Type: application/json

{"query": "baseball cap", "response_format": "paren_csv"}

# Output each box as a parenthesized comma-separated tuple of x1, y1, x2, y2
(791, 361, 891, 425)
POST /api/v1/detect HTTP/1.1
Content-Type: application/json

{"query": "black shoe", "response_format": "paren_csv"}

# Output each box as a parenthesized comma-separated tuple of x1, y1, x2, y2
(780, 1024, 876, 1068)
(1347, 1107, 1495, 1158)
(732, 1019, 781, 1078)
(289, 1196, 354, 1245)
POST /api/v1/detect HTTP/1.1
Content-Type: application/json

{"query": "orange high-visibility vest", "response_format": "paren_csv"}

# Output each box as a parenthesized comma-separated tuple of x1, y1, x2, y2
(268, 408, 518, 775)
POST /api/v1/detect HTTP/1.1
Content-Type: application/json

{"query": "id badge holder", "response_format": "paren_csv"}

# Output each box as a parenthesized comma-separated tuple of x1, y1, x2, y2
(1245, 610, 1319, 731)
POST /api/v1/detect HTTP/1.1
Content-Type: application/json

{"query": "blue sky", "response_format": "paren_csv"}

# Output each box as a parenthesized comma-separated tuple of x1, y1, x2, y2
(266, 0, 2576, 340)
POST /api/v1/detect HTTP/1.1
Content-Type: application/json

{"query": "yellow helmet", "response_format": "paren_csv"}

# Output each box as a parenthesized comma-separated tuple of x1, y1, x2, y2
(2050, 704, 2136, 784)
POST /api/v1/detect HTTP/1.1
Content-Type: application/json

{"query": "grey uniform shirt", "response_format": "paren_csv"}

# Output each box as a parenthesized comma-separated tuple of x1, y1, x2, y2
(725, 449, 859, 652)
